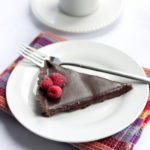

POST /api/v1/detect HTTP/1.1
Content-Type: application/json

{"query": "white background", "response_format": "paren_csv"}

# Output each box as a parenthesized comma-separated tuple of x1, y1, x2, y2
(0, 0, 150, 149)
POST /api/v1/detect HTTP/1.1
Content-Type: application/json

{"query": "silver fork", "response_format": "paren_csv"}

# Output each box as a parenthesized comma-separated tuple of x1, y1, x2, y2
(19, 44, 150, 84)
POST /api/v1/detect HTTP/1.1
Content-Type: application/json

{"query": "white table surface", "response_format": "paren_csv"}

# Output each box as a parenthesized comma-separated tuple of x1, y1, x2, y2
(0, 0, 150, 149)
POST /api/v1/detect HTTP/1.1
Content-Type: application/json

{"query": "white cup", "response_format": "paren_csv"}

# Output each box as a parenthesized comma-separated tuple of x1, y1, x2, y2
(59, 0, 99, 17)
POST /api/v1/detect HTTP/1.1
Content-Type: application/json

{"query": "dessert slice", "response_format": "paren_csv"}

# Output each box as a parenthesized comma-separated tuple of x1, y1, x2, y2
(36, 61, 132, 117)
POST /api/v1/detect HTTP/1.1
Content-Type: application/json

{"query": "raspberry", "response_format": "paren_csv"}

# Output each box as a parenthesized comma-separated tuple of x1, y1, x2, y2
(40, 77, 53, 90)
(50, 73, 65, 87)
(47, 85, 62, 99)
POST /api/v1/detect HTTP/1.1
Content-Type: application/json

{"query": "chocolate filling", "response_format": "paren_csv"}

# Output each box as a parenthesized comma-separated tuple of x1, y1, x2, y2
(36, 61, 132, 117)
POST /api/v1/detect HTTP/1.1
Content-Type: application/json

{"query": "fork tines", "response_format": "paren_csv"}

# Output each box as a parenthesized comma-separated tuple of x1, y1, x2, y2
(19, 44, 45, 67)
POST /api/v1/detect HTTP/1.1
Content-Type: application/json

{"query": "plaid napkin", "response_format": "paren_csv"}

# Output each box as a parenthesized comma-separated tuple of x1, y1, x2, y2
(0, 32, 150, 150)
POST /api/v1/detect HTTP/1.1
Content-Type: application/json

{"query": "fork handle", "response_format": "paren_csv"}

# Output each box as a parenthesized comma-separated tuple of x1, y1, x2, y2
(60, 63, 150, 84)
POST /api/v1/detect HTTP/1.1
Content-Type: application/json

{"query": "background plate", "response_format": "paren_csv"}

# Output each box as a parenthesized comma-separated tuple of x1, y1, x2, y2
(31, 0, 123, 33)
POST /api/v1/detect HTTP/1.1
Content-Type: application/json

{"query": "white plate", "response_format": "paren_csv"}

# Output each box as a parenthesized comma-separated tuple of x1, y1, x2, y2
(7, 41, 149, 143)
(31, 0, 123, 33)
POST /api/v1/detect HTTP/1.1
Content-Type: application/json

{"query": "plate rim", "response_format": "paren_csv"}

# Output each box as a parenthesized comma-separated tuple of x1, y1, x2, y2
(6, 41, 149, 143)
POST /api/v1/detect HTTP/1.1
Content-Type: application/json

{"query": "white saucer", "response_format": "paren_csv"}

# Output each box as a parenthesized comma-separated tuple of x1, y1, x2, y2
(31, 0, 123, 33)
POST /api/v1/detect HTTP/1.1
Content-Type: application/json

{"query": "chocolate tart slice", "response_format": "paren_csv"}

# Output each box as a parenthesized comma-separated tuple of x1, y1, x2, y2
(36, 61, 132, 117)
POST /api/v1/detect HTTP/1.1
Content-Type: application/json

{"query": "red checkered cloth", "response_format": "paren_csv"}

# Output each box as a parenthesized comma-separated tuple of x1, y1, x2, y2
(0, 32, 150, 150)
